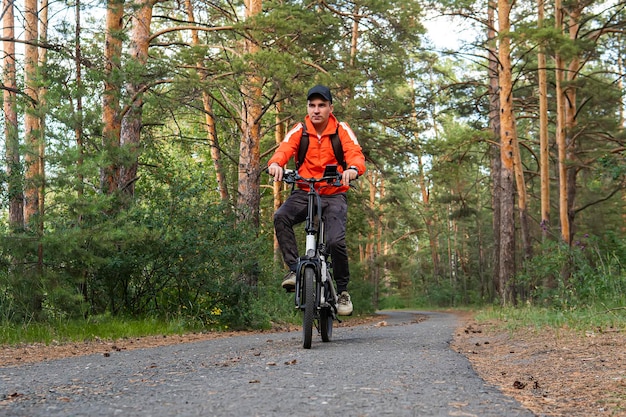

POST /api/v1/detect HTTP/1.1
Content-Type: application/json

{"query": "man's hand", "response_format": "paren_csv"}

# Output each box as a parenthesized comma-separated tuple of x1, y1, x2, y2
(268, 163, 284, 182)
(342, 168, 358, 187)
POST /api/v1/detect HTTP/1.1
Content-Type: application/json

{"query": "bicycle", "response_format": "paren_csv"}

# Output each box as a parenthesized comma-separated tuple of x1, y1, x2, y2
(279, 165, 345, 349)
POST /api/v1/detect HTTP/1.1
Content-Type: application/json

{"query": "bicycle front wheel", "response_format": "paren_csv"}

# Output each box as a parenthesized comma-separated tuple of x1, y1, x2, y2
(302, 267, 315, 349)
(320, 307, 333, 342)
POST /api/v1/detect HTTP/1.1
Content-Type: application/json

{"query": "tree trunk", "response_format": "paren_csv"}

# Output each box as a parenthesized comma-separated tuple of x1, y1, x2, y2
(203, 93, 231, 203)
(418, 151, 440, 281)
(72, 0, 89, 303)
(21, 0, 44, 315)
(273, 105, 285, 264)
(497, 0, 516, 306)
(101, 0, 124, 195)
(237, 0, 263, 287)
(554, 0, 570, 245)
(349, 4, 360, 68)
(617, 52, 626, 233)
(36, 0, 49, 271)
(3, 0, 23, 230)
(184, 0, 230, 205)
(499, 2, 531, 263)
(364, 169, 379, 302)
(363, 170, 385, 304)
(512, 120, 531, 263)
(414, 78, 440, 281)
(488, 1, 501, 301)
(564, 4, 584, 243)
(24, 0, 40, 226)
(120, 0, 154, 197)
(537, 0, 550, 241)
(619, 53, 624, 129)
(75, 0, 85, 202)
(238, 0, 263, 227)
(378, 178, 388, 290)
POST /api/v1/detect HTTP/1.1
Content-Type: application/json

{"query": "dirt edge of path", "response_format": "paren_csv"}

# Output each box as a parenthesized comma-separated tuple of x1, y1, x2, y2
(450, 311, 625, 417)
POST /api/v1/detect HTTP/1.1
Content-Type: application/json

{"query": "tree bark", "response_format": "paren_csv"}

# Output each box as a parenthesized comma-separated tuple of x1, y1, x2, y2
(101, 0, 124, 195)
(75, 0, 85, 203)
(24, 0, 40, 226)
(554, 0, 570, 245)
(501, 2, 531, 263)
(349, 4, 360, 68)
(120, 0, 154, 197)
(417, 151, 440, 281)
(3, 0, 23, 230)
(414, 78, 440, 281)
(564, 3, 585, 243)
(237, 0, 263, 228)
(378, 177, 388, 290)
(488, 1, 501, 301)
(236, 0, 263, 287)
(619, 53, 624, 129)
(537, 0, 550, 240)
(273, 105, 285, 264)
(497, 0, 516, 306)
(185, 0, 230, 205)
(35, 0, 49, 271)
(513, 120, 531, 263)
(203, 93, 231, 204)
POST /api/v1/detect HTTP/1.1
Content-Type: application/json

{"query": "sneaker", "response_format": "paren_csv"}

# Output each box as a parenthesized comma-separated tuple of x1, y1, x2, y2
(281, 271, 296, 292)
(337, 291, 353, 316)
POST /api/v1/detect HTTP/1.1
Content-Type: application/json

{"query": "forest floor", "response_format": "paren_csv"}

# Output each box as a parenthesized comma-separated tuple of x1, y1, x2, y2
(451, 311, 625, 417)
(1, 312, 624, 416)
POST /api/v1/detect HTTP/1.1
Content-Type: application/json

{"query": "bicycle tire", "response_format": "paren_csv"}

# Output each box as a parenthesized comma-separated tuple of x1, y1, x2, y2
(320, 307, 333, 342)
(302, 267, 315, 349)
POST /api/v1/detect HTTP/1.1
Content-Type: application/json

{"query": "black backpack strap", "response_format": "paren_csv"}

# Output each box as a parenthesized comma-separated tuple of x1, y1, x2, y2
(330, 127, 346, 169)
(296, 123, 308, 169)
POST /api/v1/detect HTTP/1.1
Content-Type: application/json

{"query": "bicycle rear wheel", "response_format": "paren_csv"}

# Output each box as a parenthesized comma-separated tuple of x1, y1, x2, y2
(302, 267, 315, 349)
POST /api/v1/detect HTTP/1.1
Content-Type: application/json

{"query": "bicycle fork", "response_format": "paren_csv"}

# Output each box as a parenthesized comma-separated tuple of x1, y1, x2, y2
(294, 230, 332, 313)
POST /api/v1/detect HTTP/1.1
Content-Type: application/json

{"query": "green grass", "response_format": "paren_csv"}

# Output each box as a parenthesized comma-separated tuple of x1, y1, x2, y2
(3, 300, 623, 347)
(0, 315, 209, 346)
(474, 304, 626, 332)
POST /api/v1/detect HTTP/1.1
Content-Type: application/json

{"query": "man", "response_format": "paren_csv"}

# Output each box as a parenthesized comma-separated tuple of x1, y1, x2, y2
(268, 85, 366, 316)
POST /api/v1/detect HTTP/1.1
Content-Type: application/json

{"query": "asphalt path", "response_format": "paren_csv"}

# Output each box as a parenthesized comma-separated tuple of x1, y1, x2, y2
(1, 311, 535, 417)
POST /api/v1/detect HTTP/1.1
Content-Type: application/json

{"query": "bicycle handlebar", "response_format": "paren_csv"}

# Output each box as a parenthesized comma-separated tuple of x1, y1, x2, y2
(282, 169, 343, 188)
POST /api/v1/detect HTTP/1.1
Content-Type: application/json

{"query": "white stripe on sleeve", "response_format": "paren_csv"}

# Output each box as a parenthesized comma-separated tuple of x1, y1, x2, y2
(339, 122, 359, 145)
(283, 123, 304, 142)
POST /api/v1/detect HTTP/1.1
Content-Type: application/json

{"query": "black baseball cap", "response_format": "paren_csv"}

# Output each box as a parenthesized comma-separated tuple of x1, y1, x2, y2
(307, 85, 332, 103)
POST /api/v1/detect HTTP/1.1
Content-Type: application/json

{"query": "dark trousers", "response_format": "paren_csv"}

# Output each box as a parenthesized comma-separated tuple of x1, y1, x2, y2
(274, 190, 350, 293)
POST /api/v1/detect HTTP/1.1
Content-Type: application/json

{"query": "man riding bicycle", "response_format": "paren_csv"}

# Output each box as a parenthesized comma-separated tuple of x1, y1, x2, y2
(268, 85, 366, 316)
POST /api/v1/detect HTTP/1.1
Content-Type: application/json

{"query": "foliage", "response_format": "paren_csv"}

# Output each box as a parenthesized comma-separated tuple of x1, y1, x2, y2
(517, 237, 626, 309)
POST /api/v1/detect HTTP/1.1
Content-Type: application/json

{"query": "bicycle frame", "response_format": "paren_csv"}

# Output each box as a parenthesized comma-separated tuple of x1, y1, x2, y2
(293, 173, 338, 314)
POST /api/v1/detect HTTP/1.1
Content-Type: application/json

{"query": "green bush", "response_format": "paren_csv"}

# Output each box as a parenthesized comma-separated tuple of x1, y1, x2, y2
(0, 174, 269, 331)
(518, 237, 626, 308)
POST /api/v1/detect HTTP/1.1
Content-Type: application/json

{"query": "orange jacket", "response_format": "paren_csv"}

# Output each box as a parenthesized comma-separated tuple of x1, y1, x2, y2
(268, 114, 366, 195)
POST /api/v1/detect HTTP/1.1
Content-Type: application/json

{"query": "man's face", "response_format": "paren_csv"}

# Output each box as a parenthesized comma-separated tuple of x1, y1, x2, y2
(307, 97, 333, 129)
